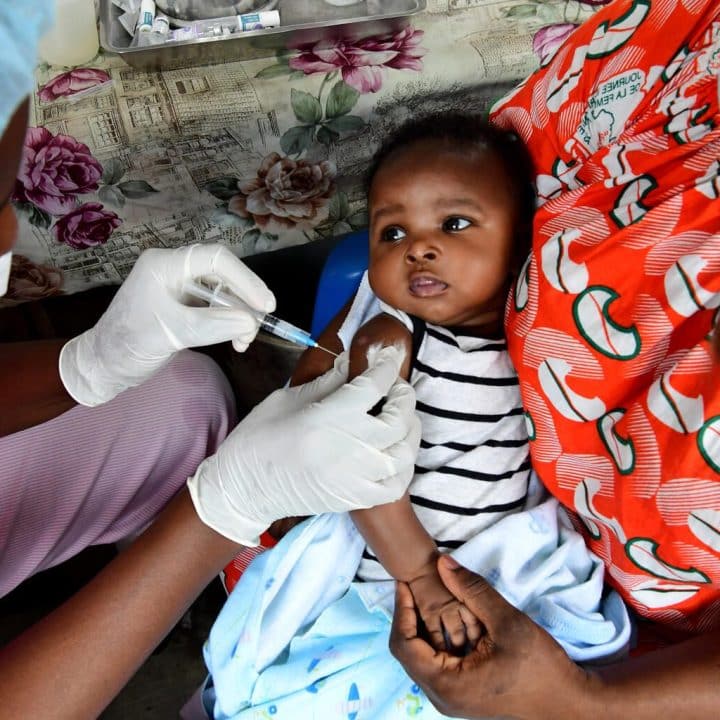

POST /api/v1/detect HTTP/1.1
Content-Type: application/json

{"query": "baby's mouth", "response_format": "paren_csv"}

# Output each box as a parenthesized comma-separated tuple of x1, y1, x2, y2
(409, 275, 448, 297)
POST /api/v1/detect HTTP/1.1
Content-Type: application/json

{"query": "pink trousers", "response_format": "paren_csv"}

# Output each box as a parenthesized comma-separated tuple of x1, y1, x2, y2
(0, 350, 235, 598)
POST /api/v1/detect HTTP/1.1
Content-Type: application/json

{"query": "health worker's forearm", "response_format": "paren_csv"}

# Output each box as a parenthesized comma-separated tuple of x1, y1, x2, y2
(0, 489, 242, 719)
(0, 339, 75, 436)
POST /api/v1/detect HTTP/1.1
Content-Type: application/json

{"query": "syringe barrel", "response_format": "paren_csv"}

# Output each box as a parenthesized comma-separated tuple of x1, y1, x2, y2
(260, 315, 318, 349)
(183, 280, 318, 350)
(183, 280, 262, 317)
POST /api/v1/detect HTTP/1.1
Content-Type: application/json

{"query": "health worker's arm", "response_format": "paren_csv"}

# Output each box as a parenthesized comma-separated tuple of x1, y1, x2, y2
(1, 244, 275, 436)
(0, 339, 75, 436)
(0, 339, 421, 717)
(0, 489, 240, 719)
(59, 244, 275, 407)
(391, 555, 720, 720)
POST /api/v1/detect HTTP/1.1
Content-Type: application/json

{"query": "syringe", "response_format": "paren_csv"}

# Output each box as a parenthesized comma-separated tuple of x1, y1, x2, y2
(183, 279, 338, 357)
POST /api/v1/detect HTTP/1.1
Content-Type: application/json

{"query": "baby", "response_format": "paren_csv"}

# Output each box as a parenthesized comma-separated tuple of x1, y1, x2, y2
(290, 112, 536, 652)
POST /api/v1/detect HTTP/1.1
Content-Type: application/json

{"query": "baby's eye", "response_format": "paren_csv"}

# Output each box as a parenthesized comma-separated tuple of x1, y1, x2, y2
(442, 217, 472, 232)
(381, 226, 406, 243)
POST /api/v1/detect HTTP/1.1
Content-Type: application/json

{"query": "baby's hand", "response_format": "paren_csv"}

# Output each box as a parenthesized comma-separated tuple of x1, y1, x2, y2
(267, 516, 306, 540)
(408, 561, 482, 653)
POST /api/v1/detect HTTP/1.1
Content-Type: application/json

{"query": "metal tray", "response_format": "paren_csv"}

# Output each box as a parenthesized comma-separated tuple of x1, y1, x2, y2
(99, 0, 426, 69)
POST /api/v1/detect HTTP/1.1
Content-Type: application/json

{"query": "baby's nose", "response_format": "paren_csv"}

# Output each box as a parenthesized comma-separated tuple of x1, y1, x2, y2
(405, 236, 438, 262)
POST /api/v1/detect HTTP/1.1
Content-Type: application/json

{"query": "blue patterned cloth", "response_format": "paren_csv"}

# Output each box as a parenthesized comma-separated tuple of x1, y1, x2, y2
(203, 488, 632, 719)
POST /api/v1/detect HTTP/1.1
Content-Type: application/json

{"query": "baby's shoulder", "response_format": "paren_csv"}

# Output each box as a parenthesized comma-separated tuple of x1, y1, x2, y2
(355, 312, 411, 345)
(349, 313, 413, 380)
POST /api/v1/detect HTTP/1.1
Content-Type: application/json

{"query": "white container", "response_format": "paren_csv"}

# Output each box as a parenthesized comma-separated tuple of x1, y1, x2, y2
(39, 0, 100, 67)
(137, 0, 156, 33)
(152, 14, 170, 35)
(237, 10, 281, 31)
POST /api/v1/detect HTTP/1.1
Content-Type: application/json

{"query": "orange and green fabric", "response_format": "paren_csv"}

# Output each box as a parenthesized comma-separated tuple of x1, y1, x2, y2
(492, 0, 720, 633)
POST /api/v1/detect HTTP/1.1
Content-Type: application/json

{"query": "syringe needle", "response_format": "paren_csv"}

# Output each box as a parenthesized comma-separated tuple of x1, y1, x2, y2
(316, 344, 339, 358)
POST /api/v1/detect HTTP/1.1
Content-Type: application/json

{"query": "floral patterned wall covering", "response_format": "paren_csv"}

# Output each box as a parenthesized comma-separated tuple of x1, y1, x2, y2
(5, 0, 605, 304)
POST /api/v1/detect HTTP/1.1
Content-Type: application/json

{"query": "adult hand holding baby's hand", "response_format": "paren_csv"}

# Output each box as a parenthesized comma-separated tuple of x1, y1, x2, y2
(408, 558, 482, 654)
(391, 556, 596, 720)
(59, 244, 274, 406)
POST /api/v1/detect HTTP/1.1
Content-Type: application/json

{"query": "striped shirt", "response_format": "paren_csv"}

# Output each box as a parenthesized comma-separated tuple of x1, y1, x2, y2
(339, 275, 531, 583)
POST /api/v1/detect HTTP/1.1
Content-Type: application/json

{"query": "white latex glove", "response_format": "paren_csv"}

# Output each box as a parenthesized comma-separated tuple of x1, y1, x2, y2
(59, 244, 275, 406)
(187, 345, 421, 545)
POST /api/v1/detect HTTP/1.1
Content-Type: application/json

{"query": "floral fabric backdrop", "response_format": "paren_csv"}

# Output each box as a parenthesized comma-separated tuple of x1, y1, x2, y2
(5, 0, 605, 304)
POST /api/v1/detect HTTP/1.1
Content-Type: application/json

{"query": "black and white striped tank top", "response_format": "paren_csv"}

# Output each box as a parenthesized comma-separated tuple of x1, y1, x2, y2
(339, 275, 531, 583)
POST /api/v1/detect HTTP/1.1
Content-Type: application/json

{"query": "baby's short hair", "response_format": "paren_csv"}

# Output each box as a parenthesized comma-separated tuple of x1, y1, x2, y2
(366, 112, 536, 260)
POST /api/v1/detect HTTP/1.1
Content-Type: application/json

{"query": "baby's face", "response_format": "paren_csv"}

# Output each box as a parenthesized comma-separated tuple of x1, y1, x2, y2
(367, 139, 517, 334)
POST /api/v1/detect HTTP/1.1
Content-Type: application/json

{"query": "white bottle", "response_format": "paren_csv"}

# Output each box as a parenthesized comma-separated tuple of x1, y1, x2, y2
(38, 0, 100, 67)
(137, 0, 156, 33)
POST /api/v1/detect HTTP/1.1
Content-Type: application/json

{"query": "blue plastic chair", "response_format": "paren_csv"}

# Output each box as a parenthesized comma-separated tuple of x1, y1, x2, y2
(310, 230, 369, 338)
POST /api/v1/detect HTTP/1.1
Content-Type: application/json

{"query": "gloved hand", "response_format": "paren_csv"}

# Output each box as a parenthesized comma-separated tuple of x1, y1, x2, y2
(59, 244, 275, 406)
(187, 345, 421, 545)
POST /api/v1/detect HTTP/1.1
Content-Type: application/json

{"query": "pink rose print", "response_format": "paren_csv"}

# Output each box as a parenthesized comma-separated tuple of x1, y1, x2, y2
(38, 68, 111, 103)
(532, 23, 579, 64)
(227, 153, 335, 233)
(6, 254, 63, 302)
(53, 203, 122, 249)
(14, 128, 103, 216)
(289, 26, 425, 93)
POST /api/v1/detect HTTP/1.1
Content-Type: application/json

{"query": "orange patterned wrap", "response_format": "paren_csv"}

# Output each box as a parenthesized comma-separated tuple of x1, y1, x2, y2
(492, 0, 720, 632)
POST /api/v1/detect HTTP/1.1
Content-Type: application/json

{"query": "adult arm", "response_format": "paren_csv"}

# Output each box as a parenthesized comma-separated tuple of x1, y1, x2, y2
(1, 244, 275, 436)
(0, 489, 239, 719)
(0, 344, 421, 718)
(0, 339, 74, 436)
(59, 244, 275, 407)
(188, 341, 421, 545)
(391, 555, 720, 720)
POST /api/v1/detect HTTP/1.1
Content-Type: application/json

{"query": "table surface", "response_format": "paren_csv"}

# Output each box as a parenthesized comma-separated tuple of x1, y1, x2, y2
(6, 0, 599, 304)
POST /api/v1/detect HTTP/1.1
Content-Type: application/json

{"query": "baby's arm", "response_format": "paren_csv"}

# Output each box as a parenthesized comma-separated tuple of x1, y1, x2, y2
(353, 491, 481, 652)
(348, 315, 481, 653)
(260, 301, 353, 540)
(290, 298, 349, 386)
